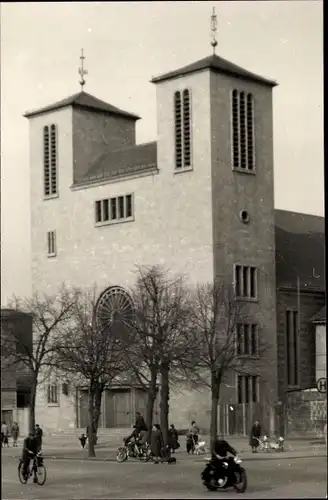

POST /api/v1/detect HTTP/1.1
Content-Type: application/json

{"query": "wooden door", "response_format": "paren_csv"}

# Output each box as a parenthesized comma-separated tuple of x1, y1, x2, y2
(113, 390, 132, 427)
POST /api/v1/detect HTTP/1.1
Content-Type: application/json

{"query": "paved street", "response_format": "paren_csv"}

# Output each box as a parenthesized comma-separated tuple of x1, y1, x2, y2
(2, 447, 327, 499)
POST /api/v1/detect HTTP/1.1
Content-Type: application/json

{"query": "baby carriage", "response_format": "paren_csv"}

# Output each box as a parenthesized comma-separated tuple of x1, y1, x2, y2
(256, 436, 285, 452)
(186, 434, 208, 455)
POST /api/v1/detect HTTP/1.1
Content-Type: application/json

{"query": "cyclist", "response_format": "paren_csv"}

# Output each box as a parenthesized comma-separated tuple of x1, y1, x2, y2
(21, 431, 39, 483)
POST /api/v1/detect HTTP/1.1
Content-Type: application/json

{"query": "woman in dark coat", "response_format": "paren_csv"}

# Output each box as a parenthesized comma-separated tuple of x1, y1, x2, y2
(150, 424, 163, 464)
(249, 420, 261, 453)
(168, 424, 179, 453)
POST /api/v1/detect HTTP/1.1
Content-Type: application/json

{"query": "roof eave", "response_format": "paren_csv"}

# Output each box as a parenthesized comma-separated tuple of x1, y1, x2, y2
(151, 66, 278, 88)
(24, 103, 140, 121)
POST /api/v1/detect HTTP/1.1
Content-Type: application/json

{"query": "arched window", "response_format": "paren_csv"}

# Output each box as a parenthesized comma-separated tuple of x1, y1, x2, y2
(95, 286, 134, 336)
(174, 89, 192, 169)
(43, 124, 58, 196)
(232, 90, 255, 171)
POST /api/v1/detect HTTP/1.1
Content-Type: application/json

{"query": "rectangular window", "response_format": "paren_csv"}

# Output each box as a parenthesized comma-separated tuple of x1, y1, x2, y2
(174, 89, 192, 170)
(286, 310, 299, 386)
(103, 199, 109, 221)
(232, 90, 255, 172)
(237, 375, 259, 403)
(43, 124, 58, 197)
(47, 231, 56, 257)
(47, 384, 58, 404)
(111, 198, 117, 220)
(234, 265, 258, 300)
(95, 201, 102, 223)
(118, 196, 125, 219)
(126, 195, 132, 218)
(95, 195, 134, 225)
(236, 324, 259, 356)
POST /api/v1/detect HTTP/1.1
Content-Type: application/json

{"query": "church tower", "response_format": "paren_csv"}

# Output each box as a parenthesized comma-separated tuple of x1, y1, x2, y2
(152, 10, 278, 432)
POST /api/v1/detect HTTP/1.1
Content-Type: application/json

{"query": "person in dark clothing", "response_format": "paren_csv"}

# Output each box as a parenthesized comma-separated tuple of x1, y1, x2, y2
(150, 424, 163, 464)
(35, 424, 43, 452)
(21, 431, 39, 482)
(212, 436, 238, 485)
(168, 424, 179, 453)
(135, 412, 147, 433)
(249, 420, 261, 453)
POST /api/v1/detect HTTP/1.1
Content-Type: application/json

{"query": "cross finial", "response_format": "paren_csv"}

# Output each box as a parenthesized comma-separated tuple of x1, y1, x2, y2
(78, 48, 88, 91)
(211, 6, 218, 55)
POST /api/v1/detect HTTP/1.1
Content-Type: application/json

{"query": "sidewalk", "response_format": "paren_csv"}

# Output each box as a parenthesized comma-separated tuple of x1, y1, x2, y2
(2, 435, 326, 462)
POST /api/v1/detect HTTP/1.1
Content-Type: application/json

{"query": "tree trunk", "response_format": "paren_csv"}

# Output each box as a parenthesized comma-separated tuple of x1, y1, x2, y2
(87, 384, 96, 458)
(146, 365, 158, 443)
(159, 361, 170, 447)
(93, 382, 104, 438)
(210, 372, 221, 452)
(29, 378, 37, 432)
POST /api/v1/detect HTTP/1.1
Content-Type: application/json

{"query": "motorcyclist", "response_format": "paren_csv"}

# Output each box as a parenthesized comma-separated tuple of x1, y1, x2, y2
(212, 435, 238, 485)
(21, 431, 39, 483)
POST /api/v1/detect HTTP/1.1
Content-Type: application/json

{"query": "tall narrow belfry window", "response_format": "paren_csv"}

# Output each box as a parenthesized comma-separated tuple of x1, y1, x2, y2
(232, 90, 239, 168)
(44, 124, 58, 196)
(174, 89, 192, 170)
(232, 90, 255, 171)
(183, 89, 191, 167)
(43, 126, 50, 196)
(50, 125, 57, 194)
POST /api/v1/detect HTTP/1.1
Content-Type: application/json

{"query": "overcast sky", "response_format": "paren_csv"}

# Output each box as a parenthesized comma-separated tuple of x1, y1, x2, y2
(1, 1, 323, 304)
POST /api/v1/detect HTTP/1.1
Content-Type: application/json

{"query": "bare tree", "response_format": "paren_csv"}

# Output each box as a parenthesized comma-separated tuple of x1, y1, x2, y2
(1, 287, 77, 431)
(188, 281, 252, 448)
(122, 265, 196, 446)
(55, 287, 127, 458)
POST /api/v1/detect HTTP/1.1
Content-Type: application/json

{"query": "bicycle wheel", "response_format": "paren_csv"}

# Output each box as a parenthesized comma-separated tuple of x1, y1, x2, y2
(18, 461, 28, 484)
(36, 464, 47, 485)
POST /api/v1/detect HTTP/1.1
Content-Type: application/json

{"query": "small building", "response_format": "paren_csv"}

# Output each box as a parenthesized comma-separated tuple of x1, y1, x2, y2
(1, 309, 33, 435)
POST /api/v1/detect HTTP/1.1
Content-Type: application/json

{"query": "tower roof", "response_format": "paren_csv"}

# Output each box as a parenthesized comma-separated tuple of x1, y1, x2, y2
(24, 91, 140, 120)
(151, 54, 277, 87)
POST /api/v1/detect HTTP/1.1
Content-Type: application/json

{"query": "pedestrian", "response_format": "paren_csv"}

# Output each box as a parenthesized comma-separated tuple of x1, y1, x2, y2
(168, 424, 179, 453)
(150, 424, 163, 464)
(79, 433, 87, 449)
(249, 420, 261, 453)
(1, 421, 9, 447)
(12, 421, 19, 447)
(188, 421, 200, 454)
(35, 424, 43, 452)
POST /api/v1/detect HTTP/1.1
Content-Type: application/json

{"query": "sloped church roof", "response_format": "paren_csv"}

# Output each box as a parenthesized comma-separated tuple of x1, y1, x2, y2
(151, 54, 277, 87)
(24, 91, 140, 120)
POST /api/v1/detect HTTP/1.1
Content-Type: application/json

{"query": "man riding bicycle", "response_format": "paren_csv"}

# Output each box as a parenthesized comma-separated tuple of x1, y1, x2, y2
(21, 431, 39, 483)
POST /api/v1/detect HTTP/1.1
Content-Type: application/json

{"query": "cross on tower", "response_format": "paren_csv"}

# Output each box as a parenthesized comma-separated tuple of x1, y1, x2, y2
(78, 48, 88, 91)
(211, 7, 218, 55)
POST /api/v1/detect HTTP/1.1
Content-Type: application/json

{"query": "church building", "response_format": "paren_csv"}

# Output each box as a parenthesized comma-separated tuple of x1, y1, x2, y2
(25, 39, 325, 435)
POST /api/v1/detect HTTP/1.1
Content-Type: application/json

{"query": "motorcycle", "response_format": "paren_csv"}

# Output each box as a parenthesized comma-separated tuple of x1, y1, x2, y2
(201, 455, 247, 493)
(116, 439, 152, 463)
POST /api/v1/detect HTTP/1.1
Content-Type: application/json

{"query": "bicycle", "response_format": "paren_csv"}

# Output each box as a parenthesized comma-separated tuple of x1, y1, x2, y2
(18, 451, 47, 485)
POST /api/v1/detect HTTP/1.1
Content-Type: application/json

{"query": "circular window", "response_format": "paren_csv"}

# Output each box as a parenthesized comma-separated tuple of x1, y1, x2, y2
(240, 210, 250, 224)
(95, 286, 134, 334)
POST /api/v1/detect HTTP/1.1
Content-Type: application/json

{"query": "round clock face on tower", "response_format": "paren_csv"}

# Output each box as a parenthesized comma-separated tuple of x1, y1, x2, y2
(240, 209, 250, 224)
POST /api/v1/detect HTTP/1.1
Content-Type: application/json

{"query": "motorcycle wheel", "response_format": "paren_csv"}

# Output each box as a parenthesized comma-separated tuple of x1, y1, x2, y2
(233, 468, 247, 494)
(116, 447, 128, 463)
(204, 478, 218, 491)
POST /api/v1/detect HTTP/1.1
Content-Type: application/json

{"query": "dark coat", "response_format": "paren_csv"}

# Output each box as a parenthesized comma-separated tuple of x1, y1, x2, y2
(135, 416, 147, 433)
(249, 424, 261, 447)
(168, 428, 179, 449)
(150, 429, 163, 457)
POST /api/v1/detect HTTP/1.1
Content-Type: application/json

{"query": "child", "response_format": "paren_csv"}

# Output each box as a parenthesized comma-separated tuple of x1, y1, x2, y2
(79, 433, 87, 449)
